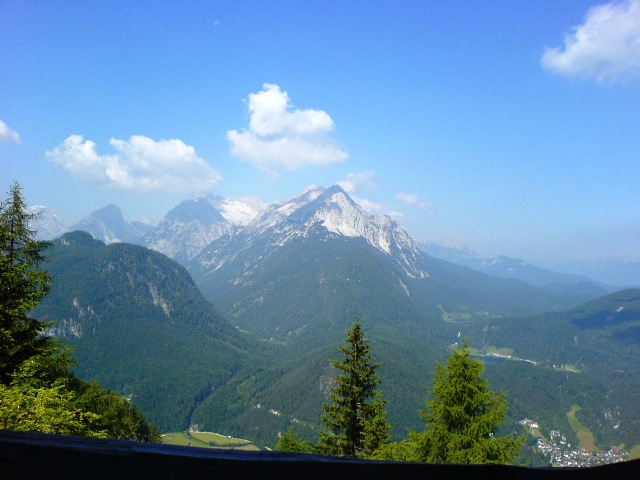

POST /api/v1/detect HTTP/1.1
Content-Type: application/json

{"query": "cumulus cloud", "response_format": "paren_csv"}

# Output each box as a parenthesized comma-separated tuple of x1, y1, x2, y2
(227, 84, 348, 171)
(46, 134, 221, 193)
(541, 0, 640, 83)
(395, 192, 432, 212)
(0, 120, 21, 143)
(337, 171, 379, 194)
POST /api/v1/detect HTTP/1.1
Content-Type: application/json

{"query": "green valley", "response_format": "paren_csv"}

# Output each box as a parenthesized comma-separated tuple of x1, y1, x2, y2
(28, 228, 640, 457)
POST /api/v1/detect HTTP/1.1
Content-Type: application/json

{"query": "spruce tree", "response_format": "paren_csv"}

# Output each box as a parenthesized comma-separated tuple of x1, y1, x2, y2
(362, 390, 392, 455)
(274, 426, 312, 453)
(318, 318, 390, 458)
(413, 343, 523, 464)
(0, 182, 52, 384)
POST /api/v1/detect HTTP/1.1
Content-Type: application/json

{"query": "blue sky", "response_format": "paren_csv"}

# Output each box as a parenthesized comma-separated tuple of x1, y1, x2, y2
(1, 0, 639, 265)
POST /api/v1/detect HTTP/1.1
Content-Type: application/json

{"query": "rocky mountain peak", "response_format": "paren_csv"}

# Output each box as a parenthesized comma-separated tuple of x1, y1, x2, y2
(165, 197, 227, 224)
(249, 185, 326, 232)
(71, 204, 152, 245)
(143, 198, 234, 265)
(229, 184, 428, 279)
(27, 205, 71, 240)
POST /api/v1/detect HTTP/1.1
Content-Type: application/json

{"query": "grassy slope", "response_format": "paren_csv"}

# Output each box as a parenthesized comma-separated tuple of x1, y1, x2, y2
(162, 431, 259, 450)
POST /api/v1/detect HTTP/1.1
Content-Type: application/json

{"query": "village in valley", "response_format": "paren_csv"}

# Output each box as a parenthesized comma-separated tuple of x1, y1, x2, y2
(519, 418, 629, 467)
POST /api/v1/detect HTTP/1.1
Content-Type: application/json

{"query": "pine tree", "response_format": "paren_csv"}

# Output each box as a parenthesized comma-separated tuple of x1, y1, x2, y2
(362, 390, 392, 455)
(318, 318, 390, 458)
(413, 343, 523, 464)
(0, 182, 53, 384)
(274, 426, 312, 453)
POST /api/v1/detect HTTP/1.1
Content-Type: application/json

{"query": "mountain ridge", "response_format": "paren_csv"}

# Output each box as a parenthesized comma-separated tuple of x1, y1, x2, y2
(29, 186, 630, 288)
(419, 240, 613, 289)
(30, 185, 640, 291)
(143, 197, 235, 264)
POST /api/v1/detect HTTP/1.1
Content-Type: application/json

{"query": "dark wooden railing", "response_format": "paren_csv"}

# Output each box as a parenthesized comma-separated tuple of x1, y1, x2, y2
(1, 430, 638, 479)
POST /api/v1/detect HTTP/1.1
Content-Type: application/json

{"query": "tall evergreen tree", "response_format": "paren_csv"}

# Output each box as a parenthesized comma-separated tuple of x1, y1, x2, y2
(318, 318, 390, 458)
(412, 343, 523, 464)
(0, 182, 52, 384)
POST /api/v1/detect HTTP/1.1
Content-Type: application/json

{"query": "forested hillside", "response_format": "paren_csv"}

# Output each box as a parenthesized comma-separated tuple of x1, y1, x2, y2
(461, 289, 640, 450)
(32, 231, 268, 433)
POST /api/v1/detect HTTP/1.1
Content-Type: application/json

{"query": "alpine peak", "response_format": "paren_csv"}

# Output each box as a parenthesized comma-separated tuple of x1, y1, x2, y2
(241, 185, 427, 278)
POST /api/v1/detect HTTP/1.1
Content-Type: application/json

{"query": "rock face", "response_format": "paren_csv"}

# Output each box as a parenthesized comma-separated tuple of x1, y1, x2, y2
(143, 197, 235, 265)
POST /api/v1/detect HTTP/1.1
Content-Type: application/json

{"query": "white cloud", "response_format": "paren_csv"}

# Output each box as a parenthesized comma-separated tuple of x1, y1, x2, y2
(46, 134, 221, 193)
(337, 171, 379, 194)
(395, 192, 432, 212)
(227, 84, 348, 171)
(541, 0, 640, 83)
(0, 120, 21, 143)
(395, 192, 419, 205)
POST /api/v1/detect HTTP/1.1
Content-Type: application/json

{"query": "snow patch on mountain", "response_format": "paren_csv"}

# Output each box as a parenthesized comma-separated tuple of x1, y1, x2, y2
(206, 194, 267, 227)
(28, 205, 71, 240)
(250, 185, 325, 234)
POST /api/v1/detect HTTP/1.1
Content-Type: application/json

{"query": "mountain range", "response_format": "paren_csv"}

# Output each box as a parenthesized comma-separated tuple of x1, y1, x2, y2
(26, 185, 640, 456)
(419, 241, 640, 289)
(29, 189, 640, 288)
(187, 185, 604, 345)
(418, 242, 598, 287)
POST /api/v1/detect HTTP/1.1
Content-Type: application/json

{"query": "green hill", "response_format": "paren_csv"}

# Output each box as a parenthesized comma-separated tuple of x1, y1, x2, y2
(32, 231, 266, 433)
